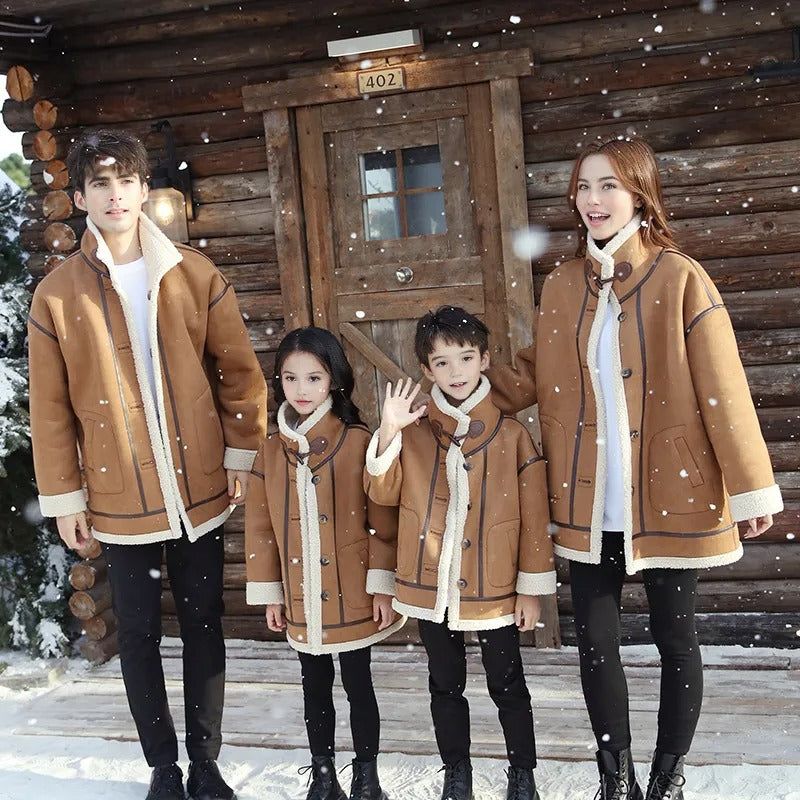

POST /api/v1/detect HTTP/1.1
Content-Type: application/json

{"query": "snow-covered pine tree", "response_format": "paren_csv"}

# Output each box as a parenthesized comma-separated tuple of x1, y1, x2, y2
(0, 182, 75, 656)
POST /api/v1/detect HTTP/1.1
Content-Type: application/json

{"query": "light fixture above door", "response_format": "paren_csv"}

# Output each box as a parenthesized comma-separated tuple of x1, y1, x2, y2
(326, 29, 423, 60)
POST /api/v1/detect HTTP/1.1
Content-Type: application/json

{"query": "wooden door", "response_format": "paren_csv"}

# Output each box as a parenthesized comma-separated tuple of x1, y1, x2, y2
(297, 85, 516, 428)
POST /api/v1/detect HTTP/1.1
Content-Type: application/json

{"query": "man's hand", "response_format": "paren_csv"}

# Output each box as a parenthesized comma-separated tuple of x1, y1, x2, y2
(373, 593, 396, 631)
(266, 604, 286, 632)
(515, 594, 541, 632)
(56, 511, 92, 550)
(227, 469, 251, 505)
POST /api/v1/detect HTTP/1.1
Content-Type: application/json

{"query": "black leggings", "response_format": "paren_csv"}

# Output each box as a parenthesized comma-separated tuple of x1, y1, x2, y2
(569, 532, 703, 756)
(297, 647, 380, 762)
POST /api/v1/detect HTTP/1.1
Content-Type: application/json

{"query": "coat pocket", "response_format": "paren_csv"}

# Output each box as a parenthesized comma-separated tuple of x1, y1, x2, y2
(540, 415, 568, 501)
(396, 503, 420, 578)
(80, 411, 124, 495)
(338, 540, 372, 612)
(193, 386, 225, 474)
(486, 519, 520, 589)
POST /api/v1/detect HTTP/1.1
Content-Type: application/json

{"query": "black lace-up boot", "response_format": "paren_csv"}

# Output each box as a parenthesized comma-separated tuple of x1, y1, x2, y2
(439, 759, 473, 800)
(594, 749, 644, 800)
(299, 756, 347, 800)
(186, 760, 236, 800)
(146, 763, 185, 800)
(505, 765, 540, 800)
(644, 751, 685, 800)
(348, 759, 388, 800)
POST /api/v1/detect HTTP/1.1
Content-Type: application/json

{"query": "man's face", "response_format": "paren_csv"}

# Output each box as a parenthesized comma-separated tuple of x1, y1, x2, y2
(421, 336, 489, 405)
(74, 164, 148, 239)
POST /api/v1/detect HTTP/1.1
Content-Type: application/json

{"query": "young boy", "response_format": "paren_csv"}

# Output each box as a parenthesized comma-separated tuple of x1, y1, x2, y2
(364, 306, 556, 800)
(28, 129, 267, 800)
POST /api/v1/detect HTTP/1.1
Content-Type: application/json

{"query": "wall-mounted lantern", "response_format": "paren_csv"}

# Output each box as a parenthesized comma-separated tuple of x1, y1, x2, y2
(326, 29, 423, 60)
(142, 120, 194, 243)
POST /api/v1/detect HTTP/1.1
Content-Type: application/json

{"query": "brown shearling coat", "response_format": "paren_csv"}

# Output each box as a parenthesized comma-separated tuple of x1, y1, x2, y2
(245, 397, 405, 654)
(365, 377, 556, 631)
(487, 221, 783, 573)
(28, 214, 267, 543)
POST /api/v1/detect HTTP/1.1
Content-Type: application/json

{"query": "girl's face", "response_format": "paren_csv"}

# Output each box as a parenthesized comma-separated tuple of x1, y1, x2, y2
(280, 351, 331, 418)
(575, 153, 640, 241)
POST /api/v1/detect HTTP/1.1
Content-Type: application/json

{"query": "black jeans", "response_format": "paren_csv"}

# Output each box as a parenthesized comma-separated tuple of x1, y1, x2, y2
(418, 618, 536, 769)
(102, 527, 226, 767)
(569, 532, 703, 756)
(297, 646, 380, 762)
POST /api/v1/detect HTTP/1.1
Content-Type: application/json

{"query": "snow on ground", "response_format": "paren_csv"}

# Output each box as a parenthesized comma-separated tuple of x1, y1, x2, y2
(1, 649, 799, 800)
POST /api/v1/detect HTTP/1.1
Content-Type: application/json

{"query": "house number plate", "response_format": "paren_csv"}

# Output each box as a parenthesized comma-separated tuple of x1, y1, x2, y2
(357, 67, 406, 94)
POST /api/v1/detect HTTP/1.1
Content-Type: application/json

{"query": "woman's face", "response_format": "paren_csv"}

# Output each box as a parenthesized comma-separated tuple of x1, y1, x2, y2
(575, 153, 640, 241)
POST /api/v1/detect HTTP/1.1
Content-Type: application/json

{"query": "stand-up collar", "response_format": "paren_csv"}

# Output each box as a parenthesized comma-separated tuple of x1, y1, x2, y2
(427, 376, 501, 453)
(277, 396, 345, 470)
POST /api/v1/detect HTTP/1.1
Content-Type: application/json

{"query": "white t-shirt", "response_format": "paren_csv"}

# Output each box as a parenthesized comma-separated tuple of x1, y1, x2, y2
(113, 257, 157, 404)
(597, 306, 625, 532)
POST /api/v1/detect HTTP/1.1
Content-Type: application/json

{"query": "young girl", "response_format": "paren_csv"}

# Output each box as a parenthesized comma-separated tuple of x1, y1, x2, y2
(487, 137, 783, 800)
(245, 327, 405, 800)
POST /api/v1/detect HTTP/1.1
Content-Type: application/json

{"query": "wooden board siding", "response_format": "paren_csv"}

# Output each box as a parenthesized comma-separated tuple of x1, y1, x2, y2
(4, 0, 798, 645)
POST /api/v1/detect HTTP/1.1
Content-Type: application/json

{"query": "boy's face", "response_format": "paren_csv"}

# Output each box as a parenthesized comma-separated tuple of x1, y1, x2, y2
(74, 164, 148, 240)
(421, 337, 489, 404)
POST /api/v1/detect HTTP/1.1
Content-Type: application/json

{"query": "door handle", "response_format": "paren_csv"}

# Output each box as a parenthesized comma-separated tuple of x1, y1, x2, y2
(395, 266, 414, 284)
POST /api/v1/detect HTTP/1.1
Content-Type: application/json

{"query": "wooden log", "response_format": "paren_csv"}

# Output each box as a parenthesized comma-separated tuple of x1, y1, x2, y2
(69, 557, 108, 591)
(722, 288, 800, 332)
(38, 159, 69, 191)
(245, 320, 285, 352)
(76, 536, 101, 561)
(216, 262, 280, 293)
(21, 218, 85, 253)
(33, 99, 57, 130)
(6, 65, 35, 102)
(703, 254, 800, 292)
(236, 290, 284, 322)
(737, 330, 800, 367)
(746, 364, 800, 408)
(192, 171, 270, 204)
(189, 234, 276, 265)
(766, 442, 800, 473)
(83, 607, 117, 641)
(41, 190, 74, 222)
(77, 632, 119, 664)
(181, 138, 267, 178)
(188, 197, 273, 239)
(69, 581, 113, 620)
(757, 407, 800, 441)
(32, 130, 58, 161)
(43, 222, 76, 252)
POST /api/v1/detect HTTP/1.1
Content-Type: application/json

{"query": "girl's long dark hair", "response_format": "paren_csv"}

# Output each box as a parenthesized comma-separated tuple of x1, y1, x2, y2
(272, 326, 364, 426)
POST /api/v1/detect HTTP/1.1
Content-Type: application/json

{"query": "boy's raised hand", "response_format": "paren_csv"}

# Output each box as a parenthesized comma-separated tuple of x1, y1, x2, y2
(377, 378, 427, 455)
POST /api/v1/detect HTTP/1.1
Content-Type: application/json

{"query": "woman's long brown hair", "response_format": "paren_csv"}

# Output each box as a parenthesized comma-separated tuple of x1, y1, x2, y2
(567, 137, 679, 256)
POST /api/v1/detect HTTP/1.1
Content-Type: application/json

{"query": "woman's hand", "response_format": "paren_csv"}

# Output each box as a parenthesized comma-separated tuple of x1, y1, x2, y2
(266, 604, 286, 632)
(743, 514, 773, 539)
(515, 594, 541, 632)
(372, 593, 396, 630)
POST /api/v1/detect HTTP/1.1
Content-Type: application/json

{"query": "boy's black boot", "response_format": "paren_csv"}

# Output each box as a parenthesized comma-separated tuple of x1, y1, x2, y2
(301, 756, 347, 800)
(644, 751, 685, 800)
(595, 749, 644, 800)
(505, 765, 540, 800)
(186, 760, 236, 800)
(349, 759, 388, 800)
(439, 758, 474, 800)
(146, 763, 185, 800)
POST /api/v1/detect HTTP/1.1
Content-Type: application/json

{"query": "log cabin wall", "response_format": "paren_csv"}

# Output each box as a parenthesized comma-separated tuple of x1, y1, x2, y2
(3, 0, 798, 646)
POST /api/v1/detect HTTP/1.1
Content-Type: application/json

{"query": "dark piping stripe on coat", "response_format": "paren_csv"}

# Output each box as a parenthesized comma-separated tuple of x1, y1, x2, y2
(478, 450, 487, 597)
(97, 274, 148, 512)
(329, 458, 346, 624)
(569, 288, 590, 525)
(632, 523, 736, 540)
(685, 304, 724, 336)
(636, 290, 647, 533)
(415, 445, 440, 584)
(208, 280, 231, 310)
(28, 315, 58, 342)
(518, 455, 544, 475)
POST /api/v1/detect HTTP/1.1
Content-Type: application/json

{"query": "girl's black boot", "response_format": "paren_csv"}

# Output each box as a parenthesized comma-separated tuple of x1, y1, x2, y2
(595, 749, 644, 800)
(644, 751, 685, 800)
(349, 759, 388, 800)
(301, 756, 347, 800)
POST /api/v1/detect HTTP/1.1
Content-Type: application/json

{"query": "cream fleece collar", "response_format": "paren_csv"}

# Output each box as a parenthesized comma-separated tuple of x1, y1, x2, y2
(431, 375, 491, 424)
(86, 213, 183, 287)
(277, 395, 334, 443)
(586, 214, 642, 281)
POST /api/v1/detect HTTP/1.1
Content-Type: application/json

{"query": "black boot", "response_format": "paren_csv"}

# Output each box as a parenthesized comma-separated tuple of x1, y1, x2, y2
(300, 756, 347, 800)
(644, 751, 685, 800)
(595, 749, 644, 800)
(146, 764, 185, 800)
(186, 760, 236, 800)
(505, 765, 540, 800)
(439, 759, 473, 800)
(349, 759, 388, 800)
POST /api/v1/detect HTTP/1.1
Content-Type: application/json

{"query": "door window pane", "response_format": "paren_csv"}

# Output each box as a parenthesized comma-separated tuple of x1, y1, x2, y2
(402, 145, 443, 190)
(406, 191, 446, 236)
(364, 196, 402, 240)
(360, 151, 397, 194)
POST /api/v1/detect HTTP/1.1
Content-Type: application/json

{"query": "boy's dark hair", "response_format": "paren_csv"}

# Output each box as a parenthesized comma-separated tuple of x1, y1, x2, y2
(66, 129, 150, 193)
(272, 326, 364, 426)
(415, 306, 489, 365)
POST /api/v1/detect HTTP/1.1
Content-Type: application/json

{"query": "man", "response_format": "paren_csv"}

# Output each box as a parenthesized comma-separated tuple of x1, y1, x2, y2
(28, 129, 267, 800)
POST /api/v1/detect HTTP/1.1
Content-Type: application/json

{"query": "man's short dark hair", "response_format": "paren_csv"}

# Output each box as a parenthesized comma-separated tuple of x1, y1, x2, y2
(415, 305, 490, 365)
(66, 129, 150, 192)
